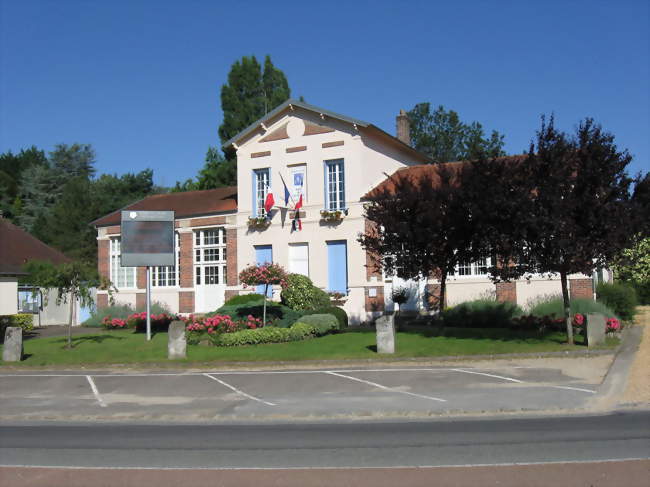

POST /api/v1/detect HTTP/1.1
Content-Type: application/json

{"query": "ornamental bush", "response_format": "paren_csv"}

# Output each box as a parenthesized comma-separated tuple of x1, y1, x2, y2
(83, 302, 171, 327)
(300, 306, 348, 328)
(280, 274, 331, 311)
(224, 293, 266, 306)
(239, 262, 288, 288)
(529, 296, 618, 320)
(440, 299, 523, 329)
(210, 300, 301, 328)
(0, 314, 34, 335)
(214, 322, 318, 347)
(596, 282, 637, 321)
(295, 313, 338, 335)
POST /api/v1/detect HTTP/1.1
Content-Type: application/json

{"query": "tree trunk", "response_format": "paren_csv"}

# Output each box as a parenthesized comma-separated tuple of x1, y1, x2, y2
(66, 291, 74, 349)
(439, 271, 447, 313)
(560, 270, 574, 345)
(262, 283, 268, 325)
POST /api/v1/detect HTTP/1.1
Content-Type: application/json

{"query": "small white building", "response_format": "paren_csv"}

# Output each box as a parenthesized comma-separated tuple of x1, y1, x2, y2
(94, 100, 595, 324)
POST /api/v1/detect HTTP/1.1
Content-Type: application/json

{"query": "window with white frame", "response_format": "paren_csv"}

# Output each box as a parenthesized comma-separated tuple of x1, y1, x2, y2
(194, 228, 227, 285)
(109, 238, 136, 288)
(454, 257, 491, 277)
(325, 159, 345, 210)
(254, 168, 270, 217)
(152, 233, 180, 287)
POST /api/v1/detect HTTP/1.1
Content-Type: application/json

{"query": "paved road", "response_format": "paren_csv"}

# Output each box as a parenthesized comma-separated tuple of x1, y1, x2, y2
(0, 360, 612, 421)
(1, 412, 648, 486)
(1, 411, 648, 469)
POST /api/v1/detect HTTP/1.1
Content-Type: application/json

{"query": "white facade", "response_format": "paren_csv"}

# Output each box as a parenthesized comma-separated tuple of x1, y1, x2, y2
(0, 277, 18, 316)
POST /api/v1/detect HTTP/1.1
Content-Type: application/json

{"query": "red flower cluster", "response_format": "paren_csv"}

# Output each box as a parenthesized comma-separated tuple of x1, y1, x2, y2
(606, 317, 621, 332)
(572, 313, 585, 327)
(184, 314, 264, 337)
(239, 262, 288, 288)
(101, 316, 127, 329)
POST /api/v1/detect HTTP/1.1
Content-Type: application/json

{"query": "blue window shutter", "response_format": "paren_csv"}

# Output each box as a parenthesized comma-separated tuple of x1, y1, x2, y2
(255, 245, 273, 296)
(327, 240, 348, 293)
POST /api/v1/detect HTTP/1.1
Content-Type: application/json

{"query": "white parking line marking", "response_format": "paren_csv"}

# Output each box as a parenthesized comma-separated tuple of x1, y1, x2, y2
(451, 368, 523, 383)
(325, 371, 447, 402)
(203, 373, 276, 406)
(549, 385, 596, 394)
(85, 376, 107, 408)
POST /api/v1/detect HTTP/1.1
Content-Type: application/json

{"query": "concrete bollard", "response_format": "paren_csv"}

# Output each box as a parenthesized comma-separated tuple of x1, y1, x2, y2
(375, 314, 396, 354)
(3, 327, 23, 362)
(168, 321, 187, 359)
(586, 313, 606, 348)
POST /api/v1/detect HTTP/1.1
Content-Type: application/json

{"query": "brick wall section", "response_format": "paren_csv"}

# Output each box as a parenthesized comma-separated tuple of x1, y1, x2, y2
(496, 282, 517, 303)
(226, 228, 238, 285)
(224, 290, 239, 301)
(570, 278, 593, 300)
(190, 216, 226, 227)
(179, 232, 194, 288)
(136, 293, 145, 310)
(364, 286, 385, 312)
(364, 219, 383, 281)
(96, 294, 108, 310)
(425, 284, 443, 310)
(179, 291, 194, 313)
(98, 240, 109, 280)
(137, 267, 146, 289)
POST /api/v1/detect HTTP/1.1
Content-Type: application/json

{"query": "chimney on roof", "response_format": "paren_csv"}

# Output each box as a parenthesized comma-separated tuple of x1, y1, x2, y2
(396, 109, 410, 146)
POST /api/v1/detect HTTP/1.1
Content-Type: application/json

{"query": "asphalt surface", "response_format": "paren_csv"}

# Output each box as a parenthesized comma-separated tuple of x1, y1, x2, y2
(0, 362, 610, 422)
(1, 411, 648, 469)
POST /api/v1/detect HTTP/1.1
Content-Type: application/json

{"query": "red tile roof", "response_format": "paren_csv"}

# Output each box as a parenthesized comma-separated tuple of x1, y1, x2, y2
(364, 155, 527, 199)
(91, 187, 238, 227)
(0, 218, 70, 275)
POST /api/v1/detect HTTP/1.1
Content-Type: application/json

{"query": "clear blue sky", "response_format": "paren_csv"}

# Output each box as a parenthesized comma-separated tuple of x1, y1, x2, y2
(1, 0, 648, 187)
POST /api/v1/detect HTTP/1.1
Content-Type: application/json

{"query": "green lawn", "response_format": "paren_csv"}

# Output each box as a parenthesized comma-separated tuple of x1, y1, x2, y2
(0, 327, 619, 367)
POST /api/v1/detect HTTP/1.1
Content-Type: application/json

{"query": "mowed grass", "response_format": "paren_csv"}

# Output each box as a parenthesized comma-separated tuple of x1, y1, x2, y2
(0, 327, 619, 367)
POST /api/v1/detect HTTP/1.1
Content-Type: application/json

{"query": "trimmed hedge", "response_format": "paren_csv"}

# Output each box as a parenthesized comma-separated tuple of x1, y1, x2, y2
(223, 293, 266, 306)
(0, 313, 34, 334)
(295, 313, 338, 335)
(439, 299, 523, 329)
(596, 282, 637, 321)
(300, 306, 348, 329)
(210, 300, 302, 328)
(529, 296, 618, 320)
(280, 274, 331, 311)
(214, 322, 318, 347)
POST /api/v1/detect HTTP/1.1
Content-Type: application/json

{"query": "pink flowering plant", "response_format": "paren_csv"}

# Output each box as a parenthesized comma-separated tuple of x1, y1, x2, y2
(183, 313, 264, 345)
(606, 317, 621, 333)
(101, 316, 128, 329)
(126, 312, 176, 333)
(239, 262, 288, 324)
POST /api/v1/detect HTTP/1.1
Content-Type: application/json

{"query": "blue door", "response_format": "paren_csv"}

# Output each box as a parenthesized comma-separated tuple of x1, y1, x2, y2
(255, 245, 273, 296)
(327, 241, 348, 293)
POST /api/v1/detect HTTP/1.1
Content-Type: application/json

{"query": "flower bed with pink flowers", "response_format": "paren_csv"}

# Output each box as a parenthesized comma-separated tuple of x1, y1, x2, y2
(572, 313, 622, 335)
(183, 314, 264, 345)
(101, 312, 177, 332)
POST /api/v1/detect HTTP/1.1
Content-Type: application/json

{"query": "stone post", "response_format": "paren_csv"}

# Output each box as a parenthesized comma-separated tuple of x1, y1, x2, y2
(168, 321, 187, 359)
(3, 327, 23, 362)
(586, 313, 606, 348)
(375, 314, 396, 354)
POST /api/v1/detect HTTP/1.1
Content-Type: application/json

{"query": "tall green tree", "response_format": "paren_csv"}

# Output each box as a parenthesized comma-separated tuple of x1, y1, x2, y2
(172, 147, 236, 192)
(0, 146, 47, 221)
(218, 55, 291, 159)
(49, 143, 96, 179)
(407, 103, 506, 163)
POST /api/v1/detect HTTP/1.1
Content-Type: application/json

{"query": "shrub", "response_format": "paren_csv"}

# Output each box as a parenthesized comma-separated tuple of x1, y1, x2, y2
(214, 322, 318, 347)
(440, 299, 523, 328)
(596, 282, 637, 321)
(529, 295, 618, 320)
(510, 314, 565, 333)
(0, 314, 34, 334)
(101, 316, 128, 330)
(83, 302, 171, 327)
(280, 274, 331, 311)
(128, 312, 177, 333)
(210, 300, 302, 328)
(224, 293, 266, 306)
(295, 313, 338, 335)
(630, 280, 650, 305)
(300, 306, 348, 328)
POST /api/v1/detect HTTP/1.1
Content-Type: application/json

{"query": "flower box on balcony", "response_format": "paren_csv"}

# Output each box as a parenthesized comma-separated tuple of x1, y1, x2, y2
(247, 216, 271, 229)
(320, 208, 347, 222)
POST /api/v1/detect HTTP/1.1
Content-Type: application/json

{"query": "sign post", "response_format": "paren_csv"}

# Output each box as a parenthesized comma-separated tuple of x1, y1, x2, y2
(120, 210, 175, 341)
